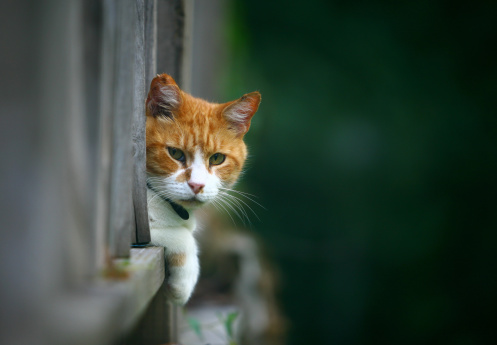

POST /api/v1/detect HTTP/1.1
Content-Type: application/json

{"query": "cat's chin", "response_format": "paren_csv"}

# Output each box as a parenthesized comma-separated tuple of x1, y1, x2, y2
(176, 198, 207, 209)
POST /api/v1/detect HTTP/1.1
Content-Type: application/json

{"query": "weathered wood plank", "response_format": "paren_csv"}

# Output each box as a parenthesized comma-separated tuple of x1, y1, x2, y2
(145, 0, 157, 84)
(190, 0, 226, 100)
(108, 0, 136, 257)
(123, 246, 166, 320)
(132, 0, 151, 244)
(156, 0, 185, 81)
(181, 0, 194, 92)
(96, 0, 117, 268)
(43, 247, 165, 345)
(82, 0, 105, 273)
(123, 282, 179, 344)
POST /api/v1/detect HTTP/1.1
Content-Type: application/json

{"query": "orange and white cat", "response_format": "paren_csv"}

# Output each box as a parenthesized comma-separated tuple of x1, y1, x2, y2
(145, 74, 261, 305)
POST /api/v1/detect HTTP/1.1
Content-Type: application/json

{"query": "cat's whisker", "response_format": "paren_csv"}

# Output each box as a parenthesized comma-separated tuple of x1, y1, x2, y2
(216, 194, 243, 222)
(219, 186, 259, 199)
(221, 192, 259, 226)
(212, 198, 237, 225)
(196, 207, 208, 217)
(147, 186, 176, 204)
(217, 194, 248, 226)
(218, 192, 251, 224)
(218, 188, 263, 224)
(227, 192, 265, 210)
(147, 190, 164, 203)
(209, 199, 223, 214)
(148, 188, 171, 198)
(219, 187, 266, 210)
(225, 196, 250, 224)
(219, 191, 260, 222)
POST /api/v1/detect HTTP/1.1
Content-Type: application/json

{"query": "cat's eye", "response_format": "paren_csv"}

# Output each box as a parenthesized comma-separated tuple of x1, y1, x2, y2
(209, 153, 226, 165)
(168, 147, 185, 162)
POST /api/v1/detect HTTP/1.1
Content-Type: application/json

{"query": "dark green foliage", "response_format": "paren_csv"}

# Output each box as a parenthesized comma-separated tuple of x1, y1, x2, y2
(222, 1, 497, 344)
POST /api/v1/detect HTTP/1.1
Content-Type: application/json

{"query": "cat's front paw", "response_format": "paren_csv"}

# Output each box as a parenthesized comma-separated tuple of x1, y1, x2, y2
(165, 253, 199, 305)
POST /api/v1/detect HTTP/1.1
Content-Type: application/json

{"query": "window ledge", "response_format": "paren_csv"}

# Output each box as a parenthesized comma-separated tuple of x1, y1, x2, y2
(44, 246, 165, 345)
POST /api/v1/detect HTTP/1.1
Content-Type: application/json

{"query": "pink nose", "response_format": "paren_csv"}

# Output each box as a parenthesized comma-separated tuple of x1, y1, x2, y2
(188, 181, 205, 194)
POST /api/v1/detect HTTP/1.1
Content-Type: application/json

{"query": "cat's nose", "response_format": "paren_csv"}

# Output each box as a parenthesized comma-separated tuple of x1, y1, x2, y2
(188, 181, 205, 194)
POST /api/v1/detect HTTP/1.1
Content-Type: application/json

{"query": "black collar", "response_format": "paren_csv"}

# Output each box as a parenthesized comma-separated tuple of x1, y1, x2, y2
(147, 182, 190, 220)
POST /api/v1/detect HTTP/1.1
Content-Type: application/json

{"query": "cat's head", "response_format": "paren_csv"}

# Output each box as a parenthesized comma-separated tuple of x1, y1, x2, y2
(145, 74, 261, 210)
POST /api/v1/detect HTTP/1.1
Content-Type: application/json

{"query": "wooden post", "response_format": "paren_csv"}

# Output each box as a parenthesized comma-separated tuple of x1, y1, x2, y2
(96, 0, 117, 270)
(123, 284, 179, 345)
(133, 0, 152, 244)
(156, 0, 185, 81)
(108, 0, 137, 257)
(145, 0, 157, 84)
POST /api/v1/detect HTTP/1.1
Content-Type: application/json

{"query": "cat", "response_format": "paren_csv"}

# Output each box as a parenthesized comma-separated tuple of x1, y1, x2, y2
(145, 73, 261, 305)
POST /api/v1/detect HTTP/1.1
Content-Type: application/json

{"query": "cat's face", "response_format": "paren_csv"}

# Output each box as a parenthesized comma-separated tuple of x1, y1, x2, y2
(145, 74, 260, 209)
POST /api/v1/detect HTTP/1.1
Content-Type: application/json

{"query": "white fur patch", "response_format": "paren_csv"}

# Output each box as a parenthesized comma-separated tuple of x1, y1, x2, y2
(190, 150, 221, 203)
(148, 188, 199, 305)
(158, 86, 180, 111)
(146, 149, 221, 206)
(224, 102, 253, 124)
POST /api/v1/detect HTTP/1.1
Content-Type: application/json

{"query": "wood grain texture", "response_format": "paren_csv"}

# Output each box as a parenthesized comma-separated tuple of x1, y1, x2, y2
(96, 0, 117, 268)
(145, 0, 157, 84)
(125, 246, 166, 314)
(108, 0, 136, 257)
(156, 0, 185, 82)
(123, 282, 179, 345)
(132, 0, 151, 244)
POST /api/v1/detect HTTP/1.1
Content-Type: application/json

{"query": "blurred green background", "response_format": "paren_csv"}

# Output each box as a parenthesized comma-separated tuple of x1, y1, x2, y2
(219, 1, 497, 344)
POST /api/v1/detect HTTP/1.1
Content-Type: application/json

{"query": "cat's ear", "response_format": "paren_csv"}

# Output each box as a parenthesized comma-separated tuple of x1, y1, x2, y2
(146, 74, 181, 118)
(223, 91, 261, 136)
